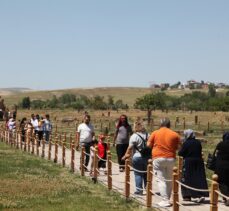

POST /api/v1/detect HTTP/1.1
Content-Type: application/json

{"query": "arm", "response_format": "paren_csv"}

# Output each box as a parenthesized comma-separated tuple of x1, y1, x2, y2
(122, 146, 133, 160)
(147, 132, 154, 148)
(178, 141, 186, 157)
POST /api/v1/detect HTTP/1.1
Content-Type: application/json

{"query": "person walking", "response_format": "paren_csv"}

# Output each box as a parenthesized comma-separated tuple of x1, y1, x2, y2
(113, 114, 132, 172)
(122, 120, 150, 195)
(77, 114, 95, 171)
(178, 129, 208, 203)
(19, 117, 27, 142)
(214, 132, 229, 206)
(147, 118, 181, 207)
(43, 114, 52, 143)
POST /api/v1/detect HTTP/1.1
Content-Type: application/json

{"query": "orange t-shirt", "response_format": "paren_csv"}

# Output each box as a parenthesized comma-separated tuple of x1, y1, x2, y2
(147, 127, 181, 159)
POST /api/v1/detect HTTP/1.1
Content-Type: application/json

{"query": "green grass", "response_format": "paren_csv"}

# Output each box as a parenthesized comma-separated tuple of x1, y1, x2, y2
(0, 142, 147, 211)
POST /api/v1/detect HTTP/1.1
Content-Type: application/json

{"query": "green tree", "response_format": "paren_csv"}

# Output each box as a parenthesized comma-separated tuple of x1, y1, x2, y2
(21, 97, 31, 109)
(208, 84, 216, 97)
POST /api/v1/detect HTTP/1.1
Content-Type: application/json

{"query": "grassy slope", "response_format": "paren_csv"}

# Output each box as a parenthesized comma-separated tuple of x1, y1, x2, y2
(2, 87, 152, 107)
(0, 142, 146, 211)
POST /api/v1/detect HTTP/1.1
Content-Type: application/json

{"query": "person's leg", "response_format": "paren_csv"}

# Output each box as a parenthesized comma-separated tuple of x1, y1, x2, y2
(45, 131, 50, 142)
(164, 158, 175, 200)
(116, 144, 123, 170)
(84, 144, 90, 167)
(120, 144, 129, 169)
(132, 156, 143, 194)
(153, 158, 167, 199)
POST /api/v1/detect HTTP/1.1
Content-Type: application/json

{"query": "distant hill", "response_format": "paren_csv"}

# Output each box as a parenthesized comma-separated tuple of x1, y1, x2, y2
(0, 87, 32, 97)
(1, 87, 152, 107)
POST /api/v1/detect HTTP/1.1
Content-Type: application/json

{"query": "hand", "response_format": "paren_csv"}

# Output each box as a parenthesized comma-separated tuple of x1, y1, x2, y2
(121, 155, 126, 161)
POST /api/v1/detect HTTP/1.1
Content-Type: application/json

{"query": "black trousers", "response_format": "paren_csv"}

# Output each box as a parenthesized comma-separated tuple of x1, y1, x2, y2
(116, 144, 128, 169)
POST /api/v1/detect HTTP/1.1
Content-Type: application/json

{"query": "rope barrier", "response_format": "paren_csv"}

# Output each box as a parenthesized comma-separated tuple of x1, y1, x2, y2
(2, 126, 229, 210)
(128, 165, 147, 174)
(176, 180, 210, 192)
(215, 190, 229, 200)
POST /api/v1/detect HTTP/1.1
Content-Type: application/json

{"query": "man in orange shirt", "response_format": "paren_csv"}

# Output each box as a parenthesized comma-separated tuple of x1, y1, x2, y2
(147, 118, 181, 207)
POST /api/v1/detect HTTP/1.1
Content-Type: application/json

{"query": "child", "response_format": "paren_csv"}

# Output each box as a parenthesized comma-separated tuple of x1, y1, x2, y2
(97, 134, 109, 174)
(89, 139, 98, 176)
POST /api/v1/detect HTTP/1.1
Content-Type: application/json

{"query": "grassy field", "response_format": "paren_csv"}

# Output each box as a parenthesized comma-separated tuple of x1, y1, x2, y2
(1, 87, 152, 108)
(2, 87, 229, 184)
(0, 142, 146, 211)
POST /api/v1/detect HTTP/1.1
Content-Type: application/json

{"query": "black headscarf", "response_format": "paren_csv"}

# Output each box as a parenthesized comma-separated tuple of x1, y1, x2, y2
(223, 132, 229, 143)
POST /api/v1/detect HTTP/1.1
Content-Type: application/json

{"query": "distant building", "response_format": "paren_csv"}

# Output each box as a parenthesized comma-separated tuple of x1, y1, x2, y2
(160, 83, 170, 89)
(150, 83, 160, 89)
(186, 80, 202, 89)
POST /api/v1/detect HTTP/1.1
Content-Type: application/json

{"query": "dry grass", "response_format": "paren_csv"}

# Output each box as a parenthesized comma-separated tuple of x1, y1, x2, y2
(2, 87, 152, 107)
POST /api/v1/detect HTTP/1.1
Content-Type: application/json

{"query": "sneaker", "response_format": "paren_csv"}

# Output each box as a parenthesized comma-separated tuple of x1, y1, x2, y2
(196, 197, 205, 203)
(134, 191, 143, 195)
(157, 200, 171, 207)
(119, 168, 124, 172)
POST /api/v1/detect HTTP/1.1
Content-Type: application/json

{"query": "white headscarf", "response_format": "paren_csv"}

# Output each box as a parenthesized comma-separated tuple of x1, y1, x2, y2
(184, 129, 195, 139)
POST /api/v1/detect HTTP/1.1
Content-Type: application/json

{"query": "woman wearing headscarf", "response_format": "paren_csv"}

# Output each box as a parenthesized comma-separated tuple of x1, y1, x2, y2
(178, 129, 208, 203)
(214, 132, 229, 206)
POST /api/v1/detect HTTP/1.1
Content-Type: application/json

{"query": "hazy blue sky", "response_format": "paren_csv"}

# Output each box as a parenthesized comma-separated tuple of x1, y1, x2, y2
(0, 0, 229, 90)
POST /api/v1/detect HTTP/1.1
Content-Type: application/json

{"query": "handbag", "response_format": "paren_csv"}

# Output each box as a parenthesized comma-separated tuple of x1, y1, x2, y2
(206, 148, 217, 171)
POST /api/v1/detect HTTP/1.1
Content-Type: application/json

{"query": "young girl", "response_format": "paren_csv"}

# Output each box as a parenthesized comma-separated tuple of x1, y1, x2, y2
(98, 134, 109, 173)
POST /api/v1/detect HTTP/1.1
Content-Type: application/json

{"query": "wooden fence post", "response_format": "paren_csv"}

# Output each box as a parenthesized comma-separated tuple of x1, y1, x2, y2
(41, 136, 45, 158)
(31, 134, 35, 154)
(81, 146, 85, 176)
(16, 131, 19, 149)
(20, 132, 23, 150)
(210, 174, 219, 211)
(48, 134, 52, 160)
(178, 156, 183, 180)
(146, 159, 153, 208)
(62, 133, 66, 167)
(107, 151, 112, 190)
(183, 117, 186, 129)
(54, 136, 58, 163)
(125, 158, 130, 200)
(172, 167, 179, 211)
(36, 134, 39, 156)
(71, 134, 75, 172)
(93, 146, 98, 183)
(195, 115, 198, 125)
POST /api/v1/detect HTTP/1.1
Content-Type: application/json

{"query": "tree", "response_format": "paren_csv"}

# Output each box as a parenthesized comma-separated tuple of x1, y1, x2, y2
(208, 84, 216, 97)
(21, 97, 31, 109)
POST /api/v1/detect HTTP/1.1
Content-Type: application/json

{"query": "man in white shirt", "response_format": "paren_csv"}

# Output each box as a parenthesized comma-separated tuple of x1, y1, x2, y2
(76, 114, 95, 170)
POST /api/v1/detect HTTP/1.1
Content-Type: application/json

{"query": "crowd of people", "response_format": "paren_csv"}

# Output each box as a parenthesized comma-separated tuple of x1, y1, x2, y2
(76, 113, 229, 208)
(4, 110, 229, 208)
(6, 113, 52, 144)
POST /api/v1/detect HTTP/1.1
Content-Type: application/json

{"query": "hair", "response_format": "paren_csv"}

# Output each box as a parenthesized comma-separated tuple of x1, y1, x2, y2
(160, 117, 171, 128)
(116, 114, 130, 128)
(133, 120, 145, 132)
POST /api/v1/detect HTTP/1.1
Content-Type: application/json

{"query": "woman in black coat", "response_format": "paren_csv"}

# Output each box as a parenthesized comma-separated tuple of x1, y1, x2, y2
(178, 129, 209, 203)
(214, 132, 229, 206)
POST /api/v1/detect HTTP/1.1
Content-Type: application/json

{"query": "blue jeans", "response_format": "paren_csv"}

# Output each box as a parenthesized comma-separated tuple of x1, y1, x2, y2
(132, 156, 148, 193)
(44, 131, 50, 142)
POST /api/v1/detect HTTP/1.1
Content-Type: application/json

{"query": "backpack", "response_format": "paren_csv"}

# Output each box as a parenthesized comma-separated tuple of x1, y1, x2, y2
(134, 133, 152, 158)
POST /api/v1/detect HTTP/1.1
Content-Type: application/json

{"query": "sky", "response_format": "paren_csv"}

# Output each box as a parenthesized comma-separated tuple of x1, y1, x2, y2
(0, 0, 229, 90)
